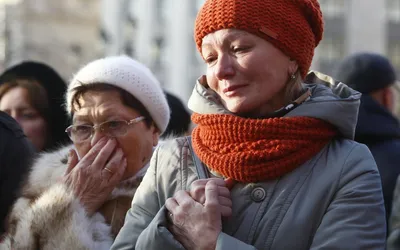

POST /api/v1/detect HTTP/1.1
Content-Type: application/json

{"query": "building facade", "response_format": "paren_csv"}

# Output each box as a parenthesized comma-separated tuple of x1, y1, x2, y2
(0, 0, 102, 80)
(314, 0, 400, 76)
(100, 0, 203, 103)
(124, 0, 400, 102)
(1, 0, 399, 102)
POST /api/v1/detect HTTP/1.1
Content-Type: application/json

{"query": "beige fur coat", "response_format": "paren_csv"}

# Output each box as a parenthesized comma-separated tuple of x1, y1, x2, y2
(1, 145, 142, 250)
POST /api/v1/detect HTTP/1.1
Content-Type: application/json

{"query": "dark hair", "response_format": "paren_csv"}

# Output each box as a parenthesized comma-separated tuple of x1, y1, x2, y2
(162, 91, 191, 138)
(0, 61, 70, 151)
(334, 53, 397, 94)
(70, 83, 154, 128)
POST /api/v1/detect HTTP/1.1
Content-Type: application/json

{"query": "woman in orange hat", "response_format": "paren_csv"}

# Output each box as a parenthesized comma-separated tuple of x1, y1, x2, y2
(112, 0, 386, 249)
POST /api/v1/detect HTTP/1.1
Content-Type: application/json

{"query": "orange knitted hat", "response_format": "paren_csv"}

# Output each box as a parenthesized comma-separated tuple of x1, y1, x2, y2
(194, 0, 324, 78)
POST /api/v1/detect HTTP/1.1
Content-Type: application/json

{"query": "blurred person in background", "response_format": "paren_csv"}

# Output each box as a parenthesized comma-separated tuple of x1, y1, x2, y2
(0, 61, 70, 152)
(3, 56, 170, 249)
(335, 53, 400, 231)
(0, 111, 34, 247)
(162, 91, 192, 139)
(112, 0, 386, 249)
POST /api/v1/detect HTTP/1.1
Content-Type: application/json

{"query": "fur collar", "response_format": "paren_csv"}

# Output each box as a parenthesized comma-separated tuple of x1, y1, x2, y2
(22, 144, 140, 200)
(6, 144, 143, 248)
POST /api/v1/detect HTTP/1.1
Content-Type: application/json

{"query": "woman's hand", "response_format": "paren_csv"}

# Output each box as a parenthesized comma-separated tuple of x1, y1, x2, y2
(190, 178, 232, 217)
(165, 181, 225, 250)
(64, 137, 127, 215)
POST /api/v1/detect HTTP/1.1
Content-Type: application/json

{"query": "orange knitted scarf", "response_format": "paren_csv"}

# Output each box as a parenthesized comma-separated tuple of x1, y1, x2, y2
(191, 113, 337, 182)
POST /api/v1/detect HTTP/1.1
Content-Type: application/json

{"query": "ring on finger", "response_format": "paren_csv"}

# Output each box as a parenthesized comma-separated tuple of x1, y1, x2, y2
(104, 167, 114, 174)
(168, 212, 174, 222)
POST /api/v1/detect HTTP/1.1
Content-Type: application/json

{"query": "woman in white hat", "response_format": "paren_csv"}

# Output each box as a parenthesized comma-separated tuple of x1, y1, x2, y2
(3, 56, 170, 249)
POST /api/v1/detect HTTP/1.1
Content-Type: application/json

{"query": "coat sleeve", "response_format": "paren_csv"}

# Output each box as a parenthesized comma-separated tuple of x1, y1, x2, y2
(387, 176, 400, 249)
(215, 233, 257, 250)
(310, 144, 386, 250)
(112, 140, 203, 250)
(135, 212, 259, 250)
(8, 183, 113, 250)
(111, 145, 181, 249)
(112, 140, 259, 250)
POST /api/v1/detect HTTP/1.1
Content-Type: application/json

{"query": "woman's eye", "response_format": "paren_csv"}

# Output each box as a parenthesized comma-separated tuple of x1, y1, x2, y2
(21, 113, 37, 119)
(75, 126, 91, 133)
(202, 52, 217, 64)
(232, 47, 246, 53)
(107, 121, 123, 130)
(204, 56, 216, 64)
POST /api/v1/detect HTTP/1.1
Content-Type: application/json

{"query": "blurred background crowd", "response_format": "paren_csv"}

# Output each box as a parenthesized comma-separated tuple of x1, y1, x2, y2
(0, 0, 399, 109)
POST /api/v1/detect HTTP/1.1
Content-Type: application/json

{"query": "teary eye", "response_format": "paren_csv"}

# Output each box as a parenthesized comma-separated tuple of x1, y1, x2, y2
(106, 121, 124, 130)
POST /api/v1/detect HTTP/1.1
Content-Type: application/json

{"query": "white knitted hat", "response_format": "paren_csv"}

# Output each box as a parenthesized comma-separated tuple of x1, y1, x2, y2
(66, 55, 170, 133)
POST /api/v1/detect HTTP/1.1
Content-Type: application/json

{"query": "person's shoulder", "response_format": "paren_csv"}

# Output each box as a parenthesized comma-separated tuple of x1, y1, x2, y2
(152, 136, 196, 186)
(21, 144, 74, 198)
(314, 139, 378, 184)
(328, 138, 379, 181)
(153, 137, 189, 168)
(155, 136, 189, 159)
(330, 138, 375, 166)
(0, 112, 34, 163)
(0, 111, 24, 138)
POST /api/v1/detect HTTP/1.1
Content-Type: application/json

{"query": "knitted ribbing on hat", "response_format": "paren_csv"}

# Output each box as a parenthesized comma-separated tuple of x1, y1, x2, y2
(194, 0, 323, 78)
(191, 113, 336, 182)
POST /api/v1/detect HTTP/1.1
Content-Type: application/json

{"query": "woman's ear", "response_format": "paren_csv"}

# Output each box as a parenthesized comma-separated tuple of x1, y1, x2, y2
(383, 86, 398, 113)
(151, 123, 160, 146)
(288, 60, 299, 76)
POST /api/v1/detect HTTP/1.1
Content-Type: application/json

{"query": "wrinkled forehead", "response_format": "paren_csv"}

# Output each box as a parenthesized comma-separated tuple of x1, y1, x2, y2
(71, 90, 138, 122)
(71, 89, 121, 110)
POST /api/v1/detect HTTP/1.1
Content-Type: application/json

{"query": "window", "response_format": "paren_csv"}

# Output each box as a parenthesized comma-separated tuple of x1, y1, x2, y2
(387, 0, 400, 74)
(28, 0, 47, 13)
(314, 38, 346, 75)
(319, 0, 346, 18)
(388, 43, 400, 72)
(387, 0, 400, 23)
(317, 38, 345, 61)
(155, 0, 164, 24)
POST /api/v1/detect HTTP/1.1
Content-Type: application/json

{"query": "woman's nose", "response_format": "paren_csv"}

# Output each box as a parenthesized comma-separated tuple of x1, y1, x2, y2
(214, 55, 235, 80)
(90, 129, 108, 147)
(10, 111, 18, 121)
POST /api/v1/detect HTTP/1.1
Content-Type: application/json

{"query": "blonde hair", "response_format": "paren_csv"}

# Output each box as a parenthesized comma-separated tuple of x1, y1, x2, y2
(284, 71, 303, 103)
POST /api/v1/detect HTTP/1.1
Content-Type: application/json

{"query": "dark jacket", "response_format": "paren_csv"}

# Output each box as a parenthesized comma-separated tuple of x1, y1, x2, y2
(0, 111, 34, 234)
(354, 95, 400, 223)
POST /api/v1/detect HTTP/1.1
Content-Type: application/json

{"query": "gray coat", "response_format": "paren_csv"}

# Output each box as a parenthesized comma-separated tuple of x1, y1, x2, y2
(112, 72, 386, 250)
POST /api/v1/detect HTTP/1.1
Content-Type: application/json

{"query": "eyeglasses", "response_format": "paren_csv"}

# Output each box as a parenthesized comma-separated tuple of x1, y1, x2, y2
(65, 116, 145, 143)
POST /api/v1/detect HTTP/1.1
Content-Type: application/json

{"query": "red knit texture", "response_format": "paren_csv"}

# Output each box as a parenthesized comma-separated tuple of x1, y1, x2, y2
(194, 0, 324, 78)
(191, 113, 336, 183)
